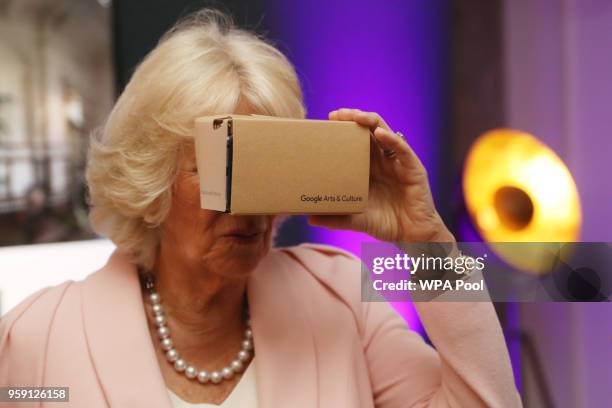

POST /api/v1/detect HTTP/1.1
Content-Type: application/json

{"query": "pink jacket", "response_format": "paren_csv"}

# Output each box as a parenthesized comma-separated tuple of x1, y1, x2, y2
(0, 243, 521, 407)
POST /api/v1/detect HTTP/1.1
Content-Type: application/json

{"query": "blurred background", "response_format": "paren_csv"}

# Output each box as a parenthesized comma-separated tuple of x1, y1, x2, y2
(0, 0, 610, 407)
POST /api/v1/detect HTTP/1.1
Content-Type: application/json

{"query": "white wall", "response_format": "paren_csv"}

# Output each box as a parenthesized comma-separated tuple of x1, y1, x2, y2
(0, 239, 115, 316)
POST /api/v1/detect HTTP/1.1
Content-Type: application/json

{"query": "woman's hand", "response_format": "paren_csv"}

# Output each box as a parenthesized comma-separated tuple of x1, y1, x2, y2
(307, 108, 454, 243)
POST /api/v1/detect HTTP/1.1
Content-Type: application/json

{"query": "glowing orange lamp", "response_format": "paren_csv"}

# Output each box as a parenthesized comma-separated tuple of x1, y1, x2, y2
(463, 129, 582, 273)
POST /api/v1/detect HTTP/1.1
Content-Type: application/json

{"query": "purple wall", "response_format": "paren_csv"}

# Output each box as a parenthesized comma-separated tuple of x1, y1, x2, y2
(265, 0, 449, 331)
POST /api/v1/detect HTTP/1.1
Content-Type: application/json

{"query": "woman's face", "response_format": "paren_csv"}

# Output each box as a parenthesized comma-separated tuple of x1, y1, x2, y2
(159, 143, 276, 278)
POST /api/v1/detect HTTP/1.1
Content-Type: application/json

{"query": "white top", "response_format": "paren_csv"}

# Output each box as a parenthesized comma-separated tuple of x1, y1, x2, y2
(167, 358, 258, 408)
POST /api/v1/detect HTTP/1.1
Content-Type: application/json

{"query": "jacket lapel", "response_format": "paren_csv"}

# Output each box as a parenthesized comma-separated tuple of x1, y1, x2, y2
(247, 248, 319, 408)
(80, 248, 320, 408)
(80, 250, 173, 407)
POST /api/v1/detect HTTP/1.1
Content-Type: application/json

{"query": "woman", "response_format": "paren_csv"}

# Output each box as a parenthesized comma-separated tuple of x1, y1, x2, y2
(0, 10, 520, 408)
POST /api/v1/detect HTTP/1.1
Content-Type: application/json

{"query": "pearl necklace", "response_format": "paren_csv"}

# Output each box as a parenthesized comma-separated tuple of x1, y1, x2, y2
(143, 274, 253, 385)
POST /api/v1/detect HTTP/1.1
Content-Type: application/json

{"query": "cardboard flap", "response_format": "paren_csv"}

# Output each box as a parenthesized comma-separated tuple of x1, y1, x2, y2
(194, 117, 229, 211)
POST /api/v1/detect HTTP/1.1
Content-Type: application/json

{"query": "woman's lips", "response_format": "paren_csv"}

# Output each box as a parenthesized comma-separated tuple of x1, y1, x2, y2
(221, 230, 264, 243)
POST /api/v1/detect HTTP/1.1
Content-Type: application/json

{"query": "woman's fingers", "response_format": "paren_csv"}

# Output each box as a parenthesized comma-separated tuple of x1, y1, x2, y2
(372, 126, 425, 172)
(329, 109, 392, 132)
(353, 110, 392, 132)
(329, 108, 360, 121)
(328, 107, 424, 173)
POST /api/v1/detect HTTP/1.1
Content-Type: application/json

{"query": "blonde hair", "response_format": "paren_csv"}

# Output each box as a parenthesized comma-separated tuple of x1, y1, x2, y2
(86, 9, 306, 270)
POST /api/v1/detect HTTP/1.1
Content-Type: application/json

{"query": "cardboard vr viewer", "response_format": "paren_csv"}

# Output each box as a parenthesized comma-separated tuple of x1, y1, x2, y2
(194, 114, 370, 214)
